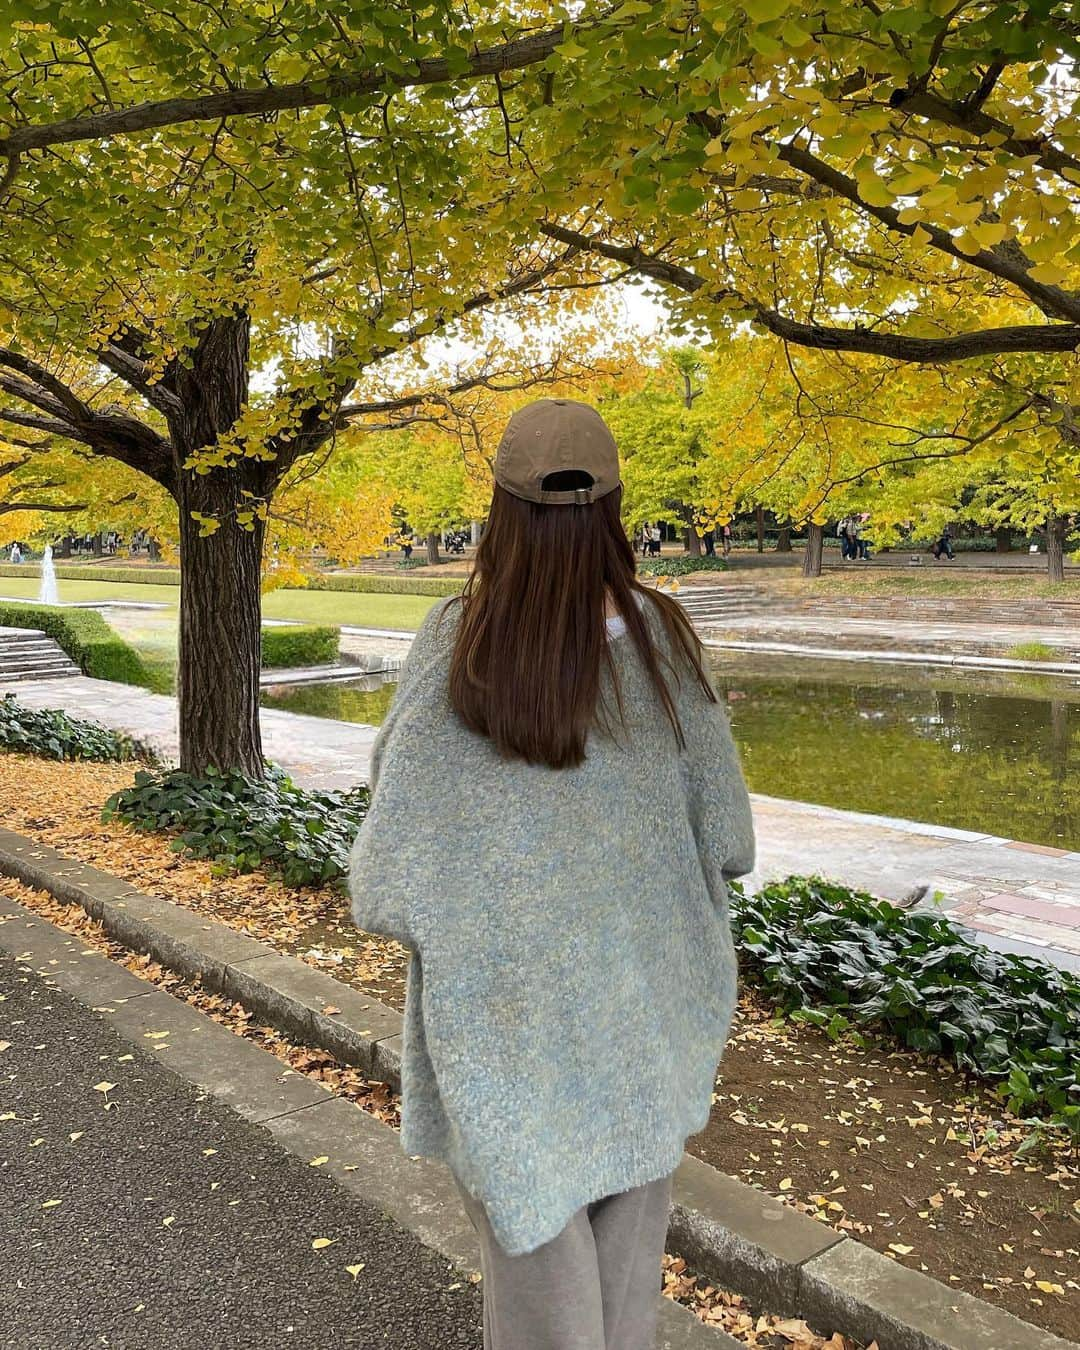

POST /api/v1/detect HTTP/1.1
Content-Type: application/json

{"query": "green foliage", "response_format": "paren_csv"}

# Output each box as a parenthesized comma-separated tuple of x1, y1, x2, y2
(0, 693, 138, 762)
(730, 876, 1080, 1139)
(637, 556, 729, 577)
(261, 624, 339, 669)
(103, 767, 369, 888)
(1007, 642, 1058, 662)
(0, 601, 157, 689)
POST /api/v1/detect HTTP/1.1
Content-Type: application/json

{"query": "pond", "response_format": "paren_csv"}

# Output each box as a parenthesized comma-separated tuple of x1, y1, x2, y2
(261, 654, 1080, 850)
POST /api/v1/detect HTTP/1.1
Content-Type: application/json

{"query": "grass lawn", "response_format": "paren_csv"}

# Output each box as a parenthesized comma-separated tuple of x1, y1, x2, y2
(0, 573, 438, 631)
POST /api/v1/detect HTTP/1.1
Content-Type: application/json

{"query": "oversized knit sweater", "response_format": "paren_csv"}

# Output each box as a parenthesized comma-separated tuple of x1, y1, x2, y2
(348, 593, 755, 1257)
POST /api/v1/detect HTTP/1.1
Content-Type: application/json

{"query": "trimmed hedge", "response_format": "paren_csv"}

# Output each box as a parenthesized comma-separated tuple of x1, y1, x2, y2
(309, 572, 466, 597)
(637, 556, 730, 576)
(0, 563, 181, 584)
(730, 876, 1080, 1140)
(0, 563, 467, 597)
(261, 624, 340, 669)
(104, 766, 369, 887)
(0, 601, 157, 689)
(0, 693, 140, 762)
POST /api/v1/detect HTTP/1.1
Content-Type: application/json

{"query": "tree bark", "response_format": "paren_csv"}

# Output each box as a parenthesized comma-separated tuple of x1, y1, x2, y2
(426, 531, 440, 565)
(802, 522, 824, 577)
(995, 526, 1012, 553)
(176, 470, 266, 777)
(679, 504, 702, 554)
(775, 525, 792, 552)
(148, 537, 161, 561)
(91, 531, 103, 557)
(57, 535, 71, 558)
(1046, 515, 1067, 584)
(755, 506, 765, 553)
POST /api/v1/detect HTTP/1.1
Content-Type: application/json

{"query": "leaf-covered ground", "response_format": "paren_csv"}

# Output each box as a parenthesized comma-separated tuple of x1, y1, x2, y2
(1, 753, 1076, 1338)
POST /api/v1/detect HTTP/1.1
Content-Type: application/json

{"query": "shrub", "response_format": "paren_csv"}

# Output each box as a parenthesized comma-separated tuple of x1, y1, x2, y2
(730, 876, 1080, 1139)
(0, 563, 181, 584)
(0, 601, 156, 688)
(262, 624, 340, 669)
(637, 556, 730, 577)
(1008, 641, 1058, 662)
(103, 766, 370, 887)
(0, 693, 139, 761)
(309, 572, 466, 597)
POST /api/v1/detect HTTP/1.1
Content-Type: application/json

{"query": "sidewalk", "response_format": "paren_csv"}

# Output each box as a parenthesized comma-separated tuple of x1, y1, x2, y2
(4, 672, 1079, 974)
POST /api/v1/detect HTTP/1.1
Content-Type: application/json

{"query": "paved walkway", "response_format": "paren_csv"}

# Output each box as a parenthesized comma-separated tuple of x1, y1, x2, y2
(4, 672, 1079, 974)
(705, 612, 1080, 662)
(0, 953, 486, 1349)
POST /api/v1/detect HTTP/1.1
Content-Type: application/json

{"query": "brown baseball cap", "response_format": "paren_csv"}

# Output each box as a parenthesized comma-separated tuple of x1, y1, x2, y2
(493, 398, 621, 505)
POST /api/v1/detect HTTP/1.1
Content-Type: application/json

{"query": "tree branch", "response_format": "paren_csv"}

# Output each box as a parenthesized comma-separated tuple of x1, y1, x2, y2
(538, 222, 1080, 363)
(0, 19, 580, 159)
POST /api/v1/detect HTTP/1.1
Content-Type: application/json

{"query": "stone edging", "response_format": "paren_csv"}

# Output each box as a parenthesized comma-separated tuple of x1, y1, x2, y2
(0, 829, 1072, 1350)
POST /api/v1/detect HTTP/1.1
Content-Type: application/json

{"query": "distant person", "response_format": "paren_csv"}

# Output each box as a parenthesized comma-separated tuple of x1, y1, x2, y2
(9, 543, 21, 564)
(837, 517, 850, 559)
(348, 397, 754, 1350)
(702, 528, 716, 557)
(931, 526, 954, 561)
(649, 524, 661, 557)
(722, 522, 732, 557)
(853, 518, 870, 561)
(399, 529, 414, 561)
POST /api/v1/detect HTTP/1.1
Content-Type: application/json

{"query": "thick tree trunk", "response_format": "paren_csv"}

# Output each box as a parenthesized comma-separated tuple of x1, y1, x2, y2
(425, 531, 440, 566)
(57, 535, 71, 558)
(1046, 515, 1067, 584)
(170, 309, 267, 778)
(176, 471, 266, 777)
(995, 526, 1012, 553)
(775, 525, 792, 552)
(802, 522, 824, 577)
(148, 537, 161, 561)
(91, 532, 103, 557)
(755, 506, 765, 553)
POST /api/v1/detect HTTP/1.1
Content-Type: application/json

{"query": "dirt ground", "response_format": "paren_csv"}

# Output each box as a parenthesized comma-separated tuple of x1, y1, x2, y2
(1, 752, 1077, 1338)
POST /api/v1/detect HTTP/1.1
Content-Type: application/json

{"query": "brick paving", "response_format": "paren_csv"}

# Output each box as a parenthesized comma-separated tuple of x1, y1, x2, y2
(3, 671, 1079, 975)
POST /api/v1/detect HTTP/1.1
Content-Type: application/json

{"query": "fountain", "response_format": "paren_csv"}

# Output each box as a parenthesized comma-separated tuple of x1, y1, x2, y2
(39, 543, 59, 606)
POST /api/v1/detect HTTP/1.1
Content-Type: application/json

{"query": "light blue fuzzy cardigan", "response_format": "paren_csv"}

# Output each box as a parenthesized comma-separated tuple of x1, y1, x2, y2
(348, 594, 755, 1256)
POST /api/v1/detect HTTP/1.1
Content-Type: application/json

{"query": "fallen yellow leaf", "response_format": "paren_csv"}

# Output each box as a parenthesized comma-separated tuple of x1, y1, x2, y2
(312, 1237, 337, 1250)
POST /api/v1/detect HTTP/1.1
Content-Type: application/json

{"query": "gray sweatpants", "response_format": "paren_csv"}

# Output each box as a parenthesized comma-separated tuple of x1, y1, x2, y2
(455, 1173, 674, 1350)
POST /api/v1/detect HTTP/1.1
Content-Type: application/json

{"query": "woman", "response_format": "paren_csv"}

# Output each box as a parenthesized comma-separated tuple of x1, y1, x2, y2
(349, 398, 755, 1350)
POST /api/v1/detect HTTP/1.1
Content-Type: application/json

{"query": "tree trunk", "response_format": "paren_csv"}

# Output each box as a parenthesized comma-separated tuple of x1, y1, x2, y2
(175, 470, 266, 778)
(775, 525, 792, 552)
(755, 506, 765, 553)
(681, 505, 702, 555)
(148, 537, 161, 561)
(425, 531, 440, 566)
(57, 535, 72, 558)
(91, 532, 103, 557)
(995, 526, 1012, 553)
(470, 519, 481, 545)
(1046, 515, 1067, 584)
(802, 522, 824, 577)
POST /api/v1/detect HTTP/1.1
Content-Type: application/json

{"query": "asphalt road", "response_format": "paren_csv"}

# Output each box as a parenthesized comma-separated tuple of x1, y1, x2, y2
(0, 955, 483, 1349)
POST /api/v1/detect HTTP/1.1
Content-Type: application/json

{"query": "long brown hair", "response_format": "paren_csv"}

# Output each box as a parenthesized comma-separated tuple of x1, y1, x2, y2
(446, 482, 717, 769)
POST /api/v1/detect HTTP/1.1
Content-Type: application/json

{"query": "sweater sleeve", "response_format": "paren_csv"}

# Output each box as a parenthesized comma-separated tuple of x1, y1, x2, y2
(678, 661, 756, 913)
(347, 598, 456, 947)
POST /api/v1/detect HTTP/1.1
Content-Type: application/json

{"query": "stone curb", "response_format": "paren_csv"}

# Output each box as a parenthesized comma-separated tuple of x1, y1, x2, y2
(701, 637, 1080, 678)
(0, 893, 730, 1350)
(0, 832, 1073, 1350)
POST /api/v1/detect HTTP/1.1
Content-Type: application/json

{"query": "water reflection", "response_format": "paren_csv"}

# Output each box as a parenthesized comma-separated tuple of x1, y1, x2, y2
(261, 655, 1080, 850)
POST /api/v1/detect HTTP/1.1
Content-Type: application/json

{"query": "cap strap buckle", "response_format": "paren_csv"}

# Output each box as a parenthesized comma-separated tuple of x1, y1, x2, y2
(573, 486, 592, 505)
